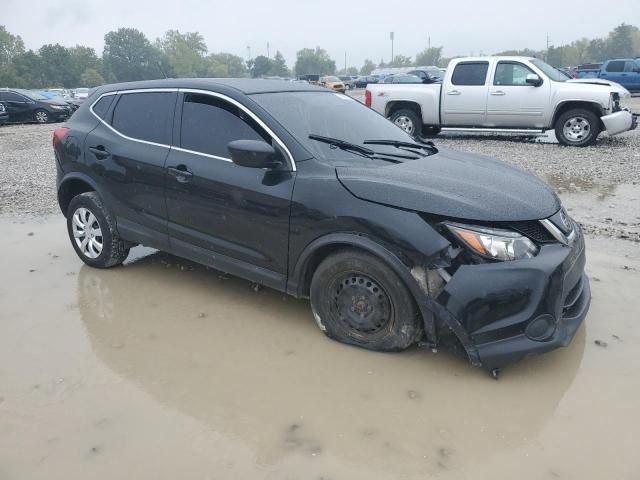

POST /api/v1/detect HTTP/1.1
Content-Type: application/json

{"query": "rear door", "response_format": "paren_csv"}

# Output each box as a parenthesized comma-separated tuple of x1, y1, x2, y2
(485, 61, 550, 127)
(599, 60, 626, 85)
(164, 91, 295, 289)
(83, 90, 177, 250)
(441, 61, 490, 125)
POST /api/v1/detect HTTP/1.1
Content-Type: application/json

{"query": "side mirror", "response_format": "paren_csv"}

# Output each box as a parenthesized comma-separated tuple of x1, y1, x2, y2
(525, 74, 543, 86)
(228, 139, 282, 169)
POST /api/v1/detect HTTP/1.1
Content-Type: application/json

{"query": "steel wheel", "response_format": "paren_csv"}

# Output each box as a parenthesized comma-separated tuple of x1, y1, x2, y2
(34, 110, 49, 123)
(393, 115, 415, 135)
(330, 273, 393, 336)
(562, 116, 591, 142)
(72, 207, 103, 259)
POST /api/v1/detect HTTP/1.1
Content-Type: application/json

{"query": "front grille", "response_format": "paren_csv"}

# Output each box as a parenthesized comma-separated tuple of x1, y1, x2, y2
(506, 221, 557, 244)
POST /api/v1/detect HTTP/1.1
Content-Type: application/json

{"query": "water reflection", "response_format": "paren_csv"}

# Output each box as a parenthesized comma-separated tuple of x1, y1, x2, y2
(78, 250, 586, 475)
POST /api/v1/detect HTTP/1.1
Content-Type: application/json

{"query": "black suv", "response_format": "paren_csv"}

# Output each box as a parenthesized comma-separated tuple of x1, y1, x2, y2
(0, 88, 72, 123)
(53, 79, 590, 374)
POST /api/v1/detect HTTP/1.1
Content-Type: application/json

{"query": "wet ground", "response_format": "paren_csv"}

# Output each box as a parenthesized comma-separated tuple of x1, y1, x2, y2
(1, 216, 640, 479)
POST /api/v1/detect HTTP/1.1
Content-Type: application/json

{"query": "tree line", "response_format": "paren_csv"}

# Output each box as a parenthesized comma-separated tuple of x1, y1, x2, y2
(1, 23, 638, 89)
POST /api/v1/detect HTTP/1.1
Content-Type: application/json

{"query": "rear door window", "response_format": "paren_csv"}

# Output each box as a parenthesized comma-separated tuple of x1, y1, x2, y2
(624, 61, 636, 72)
(179, 93, 270, 159)
(111, 92, 176, 145)
(605, 61, 625, 72)
(451, 62, 489, 86)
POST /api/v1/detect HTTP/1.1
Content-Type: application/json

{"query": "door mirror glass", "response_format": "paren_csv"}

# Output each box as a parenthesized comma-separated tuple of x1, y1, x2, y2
(228, 140, 282, 169)
(525, 74, 542, 86)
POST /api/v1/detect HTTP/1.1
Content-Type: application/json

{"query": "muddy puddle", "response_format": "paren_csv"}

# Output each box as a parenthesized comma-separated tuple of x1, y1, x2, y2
(1, 216, 640, 479)
(548, 180, 640, 241)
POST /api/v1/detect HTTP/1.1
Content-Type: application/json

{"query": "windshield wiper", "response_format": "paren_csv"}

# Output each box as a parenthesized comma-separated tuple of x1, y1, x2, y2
(309, 134, 375, 156)
(308, 134, 405, 163)
(363, 139, 438, 155)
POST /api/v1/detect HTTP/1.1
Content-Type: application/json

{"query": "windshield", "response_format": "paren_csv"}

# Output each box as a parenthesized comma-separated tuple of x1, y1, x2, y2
(252, 91, 419, 160)
(322, 76, 340, 82)
(15, 89, 48, 100)
(530, 59, 567, 82)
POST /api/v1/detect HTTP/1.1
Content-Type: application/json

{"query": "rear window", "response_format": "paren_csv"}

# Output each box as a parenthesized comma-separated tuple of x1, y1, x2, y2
(111, 92, 175, 144)
(605, 61, 625, 72)
(92, 95, 115, 120)
(451, 62, 489, 86)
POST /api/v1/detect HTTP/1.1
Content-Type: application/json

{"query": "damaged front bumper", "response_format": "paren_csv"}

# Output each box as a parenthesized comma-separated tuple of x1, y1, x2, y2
(601, 109, 637, 136)
(429, 225, 590, 370)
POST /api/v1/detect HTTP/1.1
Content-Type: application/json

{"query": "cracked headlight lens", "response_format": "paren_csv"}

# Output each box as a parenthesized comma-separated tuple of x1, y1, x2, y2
(444, 222, 538, 261)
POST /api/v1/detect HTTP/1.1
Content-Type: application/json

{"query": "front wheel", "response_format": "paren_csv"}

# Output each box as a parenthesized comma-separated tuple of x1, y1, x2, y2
(66, 192, 130, 268)
(389, 109, 421, 138)
(310, 250, 423, 352)
(555, 108, 601, 147)
(33, 109, 50, 124)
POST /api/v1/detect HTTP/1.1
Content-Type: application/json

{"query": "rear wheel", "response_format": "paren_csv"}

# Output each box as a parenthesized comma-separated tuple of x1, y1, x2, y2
(66, 192, 130, 268)
(555, 108, 600, 147)
(310, 250, 423, 352)
(389, 109, 421, 138)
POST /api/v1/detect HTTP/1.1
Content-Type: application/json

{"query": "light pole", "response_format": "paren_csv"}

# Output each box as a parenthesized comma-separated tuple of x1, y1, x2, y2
(390, 32, 394, 65)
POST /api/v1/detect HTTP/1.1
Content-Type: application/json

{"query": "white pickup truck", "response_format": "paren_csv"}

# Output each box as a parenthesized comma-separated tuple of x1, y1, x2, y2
(365, 56, 637, 146)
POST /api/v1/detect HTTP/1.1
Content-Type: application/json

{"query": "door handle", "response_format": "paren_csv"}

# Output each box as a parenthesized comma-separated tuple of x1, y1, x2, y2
(167, 165, 193, 183)
(88, 146, 110, 159)
(490, 90, 506, 96)
(447, 90, 461, 95)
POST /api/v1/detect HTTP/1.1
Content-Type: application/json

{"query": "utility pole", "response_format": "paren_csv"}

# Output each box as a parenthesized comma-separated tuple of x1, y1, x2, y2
(267, 42, 270, 59)
(428, 36, 431, 49)
(344, 52, 347, 74)
(546, 35, 550, 61)
(390, 32, 394, 65)
(246, 45, 251, 60)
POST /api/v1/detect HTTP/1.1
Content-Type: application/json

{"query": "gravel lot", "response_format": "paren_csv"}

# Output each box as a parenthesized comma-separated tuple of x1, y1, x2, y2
(1, 98, 639, 240)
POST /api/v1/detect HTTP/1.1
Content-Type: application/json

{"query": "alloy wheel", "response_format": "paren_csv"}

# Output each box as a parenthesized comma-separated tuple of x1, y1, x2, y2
(34, 110, 49, 123)
(72, 207, 103, 259)
(562, 116, 591, 142)
(393, 115, 415, 135)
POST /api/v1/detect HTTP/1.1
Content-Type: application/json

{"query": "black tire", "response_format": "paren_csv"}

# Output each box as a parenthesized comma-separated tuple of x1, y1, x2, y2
(389, 108, 421, 138)
(33, 109, 50, 124)
(555, 108, 601, 147)
(66, 192, 130, 268)
(310, 249, 423, 352)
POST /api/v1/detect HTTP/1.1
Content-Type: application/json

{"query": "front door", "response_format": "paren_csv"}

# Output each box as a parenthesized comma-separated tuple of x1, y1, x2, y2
(485, 61, 551, 128)
(164, 91, 295, 290)
(441, 61, 490, 126)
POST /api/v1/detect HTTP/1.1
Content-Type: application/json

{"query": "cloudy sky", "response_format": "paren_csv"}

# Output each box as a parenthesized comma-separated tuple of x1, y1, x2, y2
(3, 0, 639, 68)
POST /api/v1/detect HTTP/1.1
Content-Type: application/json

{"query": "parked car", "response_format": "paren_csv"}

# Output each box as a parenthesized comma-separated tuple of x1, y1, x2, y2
(0, 102, 9, 124)
(338, 75, 358, 90)
(38, 91, 82, 112)
(366, 56, 637, 146)
(0, 88, 72, 123)
(319, 76, 346, 93)
(581, 59, 640, 92)
(73, 87, 90, 100)
(297, 74, 321, 85)
(407, 67, 444, 83)
(54, 78, 590, 373)
(354, 75, 379, 88)
(382, 74, 423, 84)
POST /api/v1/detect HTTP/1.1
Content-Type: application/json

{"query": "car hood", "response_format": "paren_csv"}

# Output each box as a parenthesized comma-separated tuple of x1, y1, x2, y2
(565, 78, 630, 97)
(336, 147, 560, 222)
(43, 99, 69, 106)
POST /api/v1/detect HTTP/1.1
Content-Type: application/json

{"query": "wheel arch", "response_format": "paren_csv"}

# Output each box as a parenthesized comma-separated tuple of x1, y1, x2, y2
(552, 101, 605, 130)
(57, 173, 100, 217)
(288, 233, 437, 342)
(384, 100, 422, 121)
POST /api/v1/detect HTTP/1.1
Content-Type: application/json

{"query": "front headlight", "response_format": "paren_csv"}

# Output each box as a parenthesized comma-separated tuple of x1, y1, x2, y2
(444, 222, 538, 261)
(50, 105, 65, 110)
